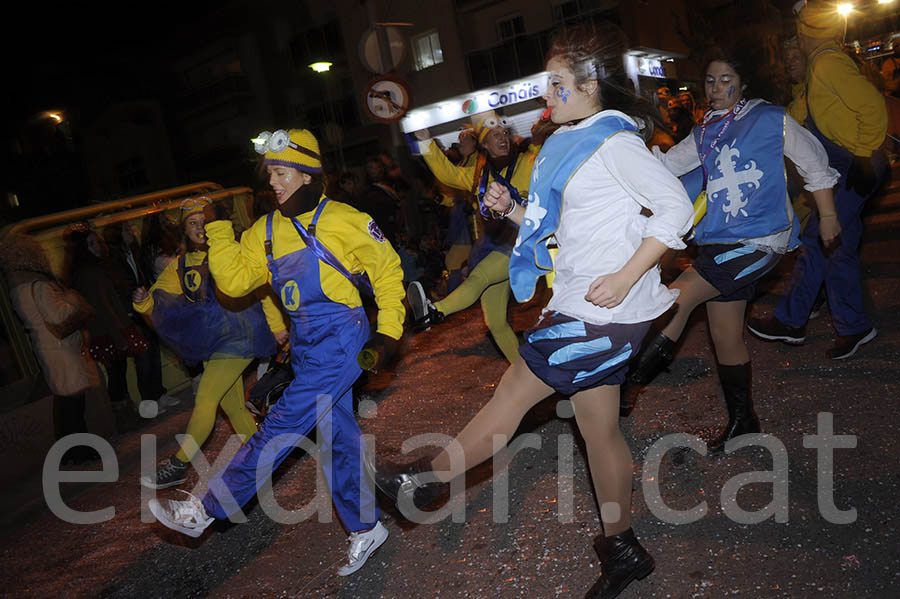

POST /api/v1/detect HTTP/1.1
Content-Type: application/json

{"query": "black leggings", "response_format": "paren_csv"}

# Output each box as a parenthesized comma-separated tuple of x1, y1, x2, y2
(53, 393, 88, 440)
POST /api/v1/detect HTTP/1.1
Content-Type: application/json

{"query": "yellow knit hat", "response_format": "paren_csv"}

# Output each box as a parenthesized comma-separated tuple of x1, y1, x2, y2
(471, 111, 510, 143)
(180, 196, 211, 222)
(254, 128, 322, 173)
(796, 2, 843, 41)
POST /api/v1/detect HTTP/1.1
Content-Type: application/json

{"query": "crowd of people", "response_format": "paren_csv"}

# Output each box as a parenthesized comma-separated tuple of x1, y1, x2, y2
(0, 1, 892, 597)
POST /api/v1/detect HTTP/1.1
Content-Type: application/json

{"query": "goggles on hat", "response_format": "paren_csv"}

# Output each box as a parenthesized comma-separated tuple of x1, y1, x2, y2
(481, 116, 510, 130)
(180, 197, 210, 212)
(253, 129, 321, 161)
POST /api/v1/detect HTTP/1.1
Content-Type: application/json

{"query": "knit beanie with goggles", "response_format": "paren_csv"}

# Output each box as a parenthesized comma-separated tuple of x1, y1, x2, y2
(254, 128, 322, 174)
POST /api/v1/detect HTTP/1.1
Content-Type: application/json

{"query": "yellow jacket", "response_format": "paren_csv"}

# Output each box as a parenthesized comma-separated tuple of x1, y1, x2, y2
(204, 199, 405, 341)
(422, 140, 538, 198)
(133, 250, 288, 336)
(787, 82, 807, 125)
(806, 41, 887, 157)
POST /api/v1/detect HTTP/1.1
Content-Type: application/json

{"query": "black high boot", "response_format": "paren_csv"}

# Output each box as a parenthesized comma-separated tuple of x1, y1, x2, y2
(585, 528, 655, 599)
(365, 454, 450, 512)
(707, 362, 760, 453)
(627, 332, 676, 385)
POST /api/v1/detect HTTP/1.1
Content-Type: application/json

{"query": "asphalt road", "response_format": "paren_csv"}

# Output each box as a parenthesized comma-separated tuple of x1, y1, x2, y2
(2, 177, 899, 599)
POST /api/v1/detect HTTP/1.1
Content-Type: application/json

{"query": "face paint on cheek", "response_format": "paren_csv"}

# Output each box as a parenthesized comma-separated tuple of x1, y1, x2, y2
(284, 173, 292, 182)
(726, 86, 734, 99)
(557, 86, 572, 104)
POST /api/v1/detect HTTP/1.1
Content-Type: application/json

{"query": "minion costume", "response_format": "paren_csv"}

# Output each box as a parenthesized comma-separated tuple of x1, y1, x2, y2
(134, 198, 283, 486)
(199, 130, 404, 543)
(771, 2, 888, 344)
(416, 111, 539, 363)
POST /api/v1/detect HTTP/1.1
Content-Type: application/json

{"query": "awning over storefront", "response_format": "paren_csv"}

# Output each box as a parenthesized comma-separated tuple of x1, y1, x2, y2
(623, 47, 687, 91)
(401, 72, 548, 149)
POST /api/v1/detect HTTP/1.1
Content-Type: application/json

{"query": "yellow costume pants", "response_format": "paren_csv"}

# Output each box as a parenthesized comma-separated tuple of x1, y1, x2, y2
(445, 243, 471, 271)
(175, 357, 258, 463)
(434, 250, 519, 364)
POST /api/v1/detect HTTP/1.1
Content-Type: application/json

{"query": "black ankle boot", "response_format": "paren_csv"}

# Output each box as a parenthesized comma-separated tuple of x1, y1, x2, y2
(367, 455, 449, 512)
(627, 332, 676, 385)
(707, 362, 760, 453)
(585, 528, 655, 599)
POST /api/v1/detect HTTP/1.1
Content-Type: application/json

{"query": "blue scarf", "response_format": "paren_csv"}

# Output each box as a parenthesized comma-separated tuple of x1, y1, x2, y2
(509, 113, 638, 302)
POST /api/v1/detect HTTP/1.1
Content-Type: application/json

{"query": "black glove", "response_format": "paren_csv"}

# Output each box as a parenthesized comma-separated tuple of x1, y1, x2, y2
(358, 333, 398, 372)
(202, 201, 229, 223)
(846, 154, 878, 197)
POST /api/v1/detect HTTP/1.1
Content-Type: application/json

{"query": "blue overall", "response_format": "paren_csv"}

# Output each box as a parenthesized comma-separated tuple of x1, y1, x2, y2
(202, 203, 378, 532)
(150, 254, 275, 365)
(774, 114, 887, 335)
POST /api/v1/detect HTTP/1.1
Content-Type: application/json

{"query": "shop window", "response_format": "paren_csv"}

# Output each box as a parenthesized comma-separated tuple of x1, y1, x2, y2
(552, 0, 618, 25)
(497, 15, 525, 42)
(413, 30, 444, 71)
(467, 50, 495, 88)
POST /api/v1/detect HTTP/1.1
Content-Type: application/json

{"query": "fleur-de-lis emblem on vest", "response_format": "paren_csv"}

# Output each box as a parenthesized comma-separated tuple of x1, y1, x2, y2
(706, 143, 764, 222)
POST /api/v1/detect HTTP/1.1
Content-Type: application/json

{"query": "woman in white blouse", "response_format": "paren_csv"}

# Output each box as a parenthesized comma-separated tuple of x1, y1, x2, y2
(369, 23, 693, 599)
(629, 45, 840, 454)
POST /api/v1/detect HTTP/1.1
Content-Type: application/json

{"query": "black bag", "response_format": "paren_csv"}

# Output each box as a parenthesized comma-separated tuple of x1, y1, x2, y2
(247, 348, 293, 418)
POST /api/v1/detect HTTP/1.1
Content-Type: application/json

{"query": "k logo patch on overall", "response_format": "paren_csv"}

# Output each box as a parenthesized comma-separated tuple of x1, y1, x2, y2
(183, 269, 202, 292)
(367, 220, 386, 242)
(280, 279, 301, 311)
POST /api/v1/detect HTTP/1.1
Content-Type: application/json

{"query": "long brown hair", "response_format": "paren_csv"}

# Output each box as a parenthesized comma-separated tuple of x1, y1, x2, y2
(545, 22, 662, 141)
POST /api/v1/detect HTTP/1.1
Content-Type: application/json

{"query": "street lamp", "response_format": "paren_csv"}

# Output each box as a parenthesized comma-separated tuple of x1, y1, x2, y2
(837, 3, 853, 16)
(308, 61, 345, 169)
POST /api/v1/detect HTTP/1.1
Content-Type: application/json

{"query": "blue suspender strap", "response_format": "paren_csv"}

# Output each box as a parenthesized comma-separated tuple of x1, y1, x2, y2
(289, 200, 375, 296)
(309, 197, 330, 236)
(265, 212, 277, 277)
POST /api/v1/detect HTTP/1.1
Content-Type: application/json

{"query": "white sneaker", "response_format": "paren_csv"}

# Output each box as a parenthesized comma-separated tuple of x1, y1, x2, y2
(336, 521, 388, 576)
(148, 490, 213, 538)
(159, 394, 181, 408)
(138, 400, 166, 419)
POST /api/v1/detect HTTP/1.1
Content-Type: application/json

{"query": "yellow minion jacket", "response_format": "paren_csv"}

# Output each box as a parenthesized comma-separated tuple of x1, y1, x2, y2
(787, 82, 807, 125)
(422, 140, 538, 197)
(133, 250, 288, 335)
(806, 41, 887, 157)
(204, 199, 405, 341)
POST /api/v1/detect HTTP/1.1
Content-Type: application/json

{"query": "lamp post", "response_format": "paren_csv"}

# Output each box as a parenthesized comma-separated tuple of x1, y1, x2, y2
(309, 62, 345, 170)
(837, 3, 852, 43)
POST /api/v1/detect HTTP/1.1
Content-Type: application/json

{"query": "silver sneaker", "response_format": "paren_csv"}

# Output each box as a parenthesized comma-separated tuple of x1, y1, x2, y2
(148, 490, 213, 538)
(159, 394, 182, 408)
(140, 456, 189, 490)
(336, 521, 389, 576)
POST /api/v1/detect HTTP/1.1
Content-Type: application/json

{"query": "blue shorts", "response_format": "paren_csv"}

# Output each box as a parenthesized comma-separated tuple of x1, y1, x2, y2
(519, 311, 651, 395)
(693, 243, 782, 302)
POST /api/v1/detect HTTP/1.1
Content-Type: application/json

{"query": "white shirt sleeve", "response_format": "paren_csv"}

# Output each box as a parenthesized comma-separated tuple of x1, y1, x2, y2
(600, 133, 694, 250)
(651, 129, 701, 177)
(783, 113, 841, 192)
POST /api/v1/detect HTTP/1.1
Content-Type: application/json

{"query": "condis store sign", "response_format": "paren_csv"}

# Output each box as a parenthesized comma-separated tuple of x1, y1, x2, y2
(401, 72, 548, 132)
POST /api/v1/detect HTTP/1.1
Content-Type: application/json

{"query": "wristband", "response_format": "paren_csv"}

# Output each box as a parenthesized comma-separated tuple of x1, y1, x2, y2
(819, 213, 837, 219)
(499, 202, 517, 218)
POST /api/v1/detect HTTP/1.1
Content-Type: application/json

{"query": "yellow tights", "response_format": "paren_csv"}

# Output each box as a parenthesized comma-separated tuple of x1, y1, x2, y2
(434, 250, 519, 364)
(175, 357, 258, 463)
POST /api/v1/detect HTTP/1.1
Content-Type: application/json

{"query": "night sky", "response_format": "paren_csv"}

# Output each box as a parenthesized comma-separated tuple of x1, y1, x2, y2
(4, 1, 232, 133)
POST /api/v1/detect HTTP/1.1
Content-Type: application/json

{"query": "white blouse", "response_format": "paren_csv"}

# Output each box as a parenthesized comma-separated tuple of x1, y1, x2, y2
(651, 99, 839, 252)
(545, 110, 694, 326)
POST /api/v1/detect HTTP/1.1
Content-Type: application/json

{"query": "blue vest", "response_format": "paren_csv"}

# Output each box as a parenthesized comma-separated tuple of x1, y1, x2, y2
(693, 103, 799, 249)
(510, 114, 639, 302)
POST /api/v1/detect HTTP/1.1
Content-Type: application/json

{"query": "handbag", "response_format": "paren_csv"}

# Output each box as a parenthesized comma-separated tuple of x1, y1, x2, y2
(32, 279, 94, 340)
